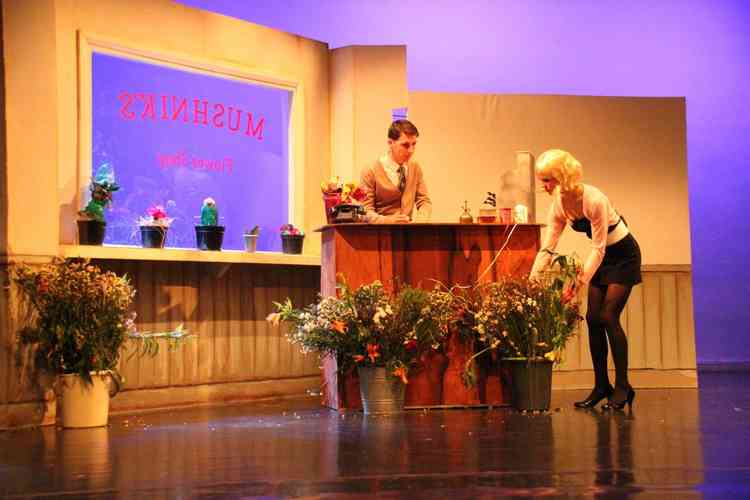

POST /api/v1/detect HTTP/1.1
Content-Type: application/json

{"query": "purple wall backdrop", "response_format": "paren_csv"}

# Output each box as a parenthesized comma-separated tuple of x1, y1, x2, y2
(92, 52, 290, 251)
(179, 0, 750, 364)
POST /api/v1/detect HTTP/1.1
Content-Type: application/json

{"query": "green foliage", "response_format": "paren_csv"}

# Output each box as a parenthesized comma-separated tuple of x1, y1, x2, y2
(12, 258, 134, 381)
(464, 254, 584, 385)
(79, 164, 119, 222)
(269, 278, 452, 383)
(200, 198, 218, 225)
(12, 259, 195, 385)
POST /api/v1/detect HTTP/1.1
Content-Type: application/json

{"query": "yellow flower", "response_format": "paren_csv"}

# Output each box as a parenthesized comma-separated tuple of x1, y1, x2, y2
(266, 312, 281, 326)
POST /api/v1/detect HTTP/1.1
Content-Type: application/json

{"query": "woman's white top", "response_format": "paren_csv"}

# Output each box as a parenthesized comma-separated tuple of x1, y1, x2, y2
(530, 184, 629, 285)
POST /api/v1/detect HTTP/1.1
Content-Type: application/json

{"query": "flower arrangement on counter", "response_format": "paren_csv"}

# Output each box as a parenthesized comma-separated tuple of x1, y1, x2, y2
(321, 177, 367, 223)
(321, 177, 367, 206)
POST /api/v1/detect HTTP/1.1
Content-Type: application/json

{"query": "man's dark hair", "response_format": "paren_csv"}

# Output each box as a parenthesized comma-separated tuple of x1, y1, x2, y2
(388, 119, 419, 141)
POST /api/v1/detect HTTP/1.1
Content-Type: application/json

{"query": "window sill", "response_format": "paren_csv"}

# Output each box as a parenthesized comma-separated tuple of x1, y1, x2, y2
(59, 244, 321, 267)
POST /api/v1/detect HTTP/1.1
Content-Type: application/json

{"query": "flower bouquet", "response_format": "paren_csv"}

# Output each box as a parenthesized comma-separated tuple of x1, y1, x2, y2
(11, 258, 194, 426)
(138, 204, 174, 248)
(268, 278, 450, 413)
(467, 253, 584, 410)
(321, 177, 367, 224)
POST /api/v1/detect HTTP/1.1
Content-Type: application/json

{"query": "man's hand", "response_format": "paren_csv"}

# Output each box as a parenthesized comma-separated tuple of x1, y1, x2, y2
(379, 214, 411, 223)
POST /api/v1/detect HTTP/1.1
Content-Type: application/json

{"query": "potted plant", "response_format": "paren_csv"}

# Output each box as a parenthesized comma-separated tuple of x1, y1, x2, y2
(77, 163, 119, 245)
(320, 177, 367, 224)
(466, 254, 583, 411)
(269, 279, 446, 414)
(280, 223, 305, 254)
(243, 225, 260, 253)
(392, 284, 453, 406)
(195, 197, 224, 251)
(11, 258, 193, 428)
(138, 204, 174, 248)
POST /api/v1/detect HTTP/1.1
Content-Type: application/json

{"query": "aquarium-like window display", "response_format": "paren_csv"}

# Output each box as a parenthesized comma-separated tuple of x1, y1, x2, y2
(90, 51, 292, 251)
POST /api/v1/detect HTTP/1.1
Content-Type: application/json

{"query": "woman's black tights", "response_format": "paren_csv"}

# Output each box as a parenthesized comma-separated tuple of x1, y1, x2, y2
(586, 282, 633, 402)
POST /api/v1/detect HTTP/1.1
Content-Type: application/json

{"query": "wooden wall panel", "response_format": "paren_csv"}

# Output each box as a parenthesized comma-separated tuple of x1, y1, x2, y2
(182, 262, 200, 385)
(642, 273, 663, 369)
(0, 258, 693, 426)
(197, 263, 215, 383)
(660, 274, 681, 369)
(556, 267, 695, 375)
(677, 273, 697, 369)
(627, 284, 646, 369)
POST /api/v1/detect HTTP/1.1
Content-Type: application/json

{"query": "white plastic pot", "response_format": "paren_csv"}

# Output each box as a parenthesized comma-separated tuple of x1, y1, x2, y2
(58, 372, 112, 428)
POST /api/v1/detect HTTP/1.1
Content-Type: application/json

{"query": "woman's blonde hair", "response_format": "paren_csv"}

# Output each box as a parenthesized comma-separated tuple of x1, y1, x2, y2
(536, 149, 583, 194)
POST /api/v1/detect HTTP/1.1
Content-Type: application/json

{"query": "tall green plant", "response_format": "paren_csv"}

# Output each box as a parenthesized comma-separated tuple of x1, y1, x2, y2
(12, 258, 193, 385)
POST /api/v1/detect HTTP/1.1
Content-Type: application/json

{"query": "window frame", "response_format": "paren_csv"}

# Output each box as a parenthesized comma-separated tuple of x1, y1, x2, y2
(76, 31, 305, 245)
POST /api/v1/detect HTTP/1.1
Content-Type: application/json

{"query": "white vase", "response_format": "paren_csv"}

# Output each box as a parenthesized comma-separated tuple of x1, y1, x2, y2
(243, 234, 258, 252)
(59, 372, 112, 428)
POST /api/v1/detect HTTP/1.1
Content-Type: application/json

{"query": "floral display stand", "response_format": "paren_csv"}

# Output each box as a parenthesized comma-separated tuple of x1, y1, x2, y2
(317, 222, 542, 409)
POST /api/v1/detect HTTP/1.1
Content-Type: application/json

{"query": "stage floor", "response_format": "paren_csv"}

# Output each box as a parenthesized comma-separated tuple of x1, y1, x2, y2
(2, 368, 749, 499)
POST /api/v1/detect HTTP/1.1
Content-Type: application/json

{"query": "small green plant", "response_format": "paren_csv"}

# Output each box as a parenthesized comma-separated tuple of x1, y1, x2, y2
(79, 163, 119, 222)
(200, 197, 218, 225)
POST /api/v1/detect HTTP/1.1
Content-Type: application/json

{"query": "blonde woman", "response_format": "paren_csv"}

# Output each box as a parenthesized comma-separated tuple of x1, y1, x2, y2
(530, 149, 642, 410)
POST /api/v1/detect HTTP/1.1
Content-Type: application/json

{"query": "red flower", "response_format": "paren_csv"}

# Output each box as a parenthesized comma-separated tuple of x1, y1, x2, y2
(404, 339, 418, 351)
(353, 354, 365, 363)
(562, 285, 576, 304)
(147, 205, 168, 220)
(393, 366, 408, 384)
(350, 187, 366, 202)
(366, 343, 380, 363)
(36, 276, 49, 294)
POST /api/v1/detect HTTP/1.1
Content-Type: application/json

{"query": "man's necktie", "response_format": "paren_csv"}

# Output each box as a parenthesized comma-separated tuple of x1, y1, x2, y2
(397, 166, 406, 192)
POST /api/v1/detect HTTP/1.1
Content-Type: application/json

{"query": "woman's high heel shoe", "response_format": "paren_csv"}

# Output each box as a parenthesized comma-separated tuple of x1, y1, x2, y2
(602, 388, 635, 410)
(574, 385, 614, 409)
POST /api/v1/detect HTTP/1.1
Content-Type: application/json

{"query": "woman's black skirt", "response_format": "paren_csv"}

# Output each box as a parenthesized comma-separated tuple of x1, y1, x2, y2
(591, 233, 642, 287)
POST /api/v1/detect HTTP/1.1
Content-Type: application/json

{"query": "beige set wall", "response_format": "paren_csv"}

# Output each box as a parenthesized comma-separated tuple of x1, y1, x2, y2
(409, 92, 696, 385)
(408, 92, 690, 265)
(329, 46, 408, 184)
(1, 0, 330, 259)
